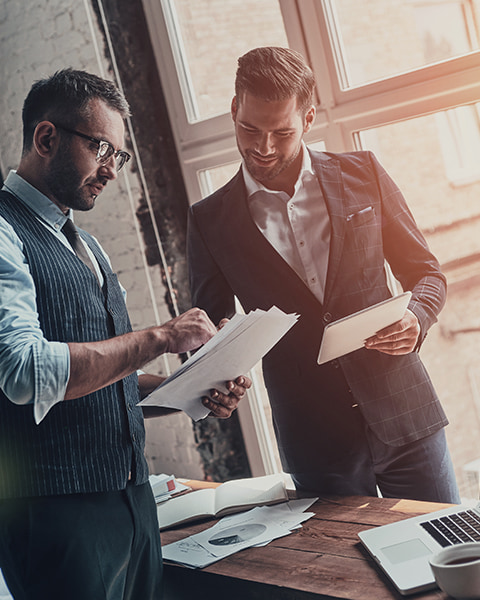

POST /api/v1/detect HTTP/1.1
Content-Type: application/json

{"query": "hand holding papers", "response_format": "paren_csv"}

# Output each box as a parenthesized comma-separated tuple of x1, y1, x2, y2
(140, 306, 298, 420)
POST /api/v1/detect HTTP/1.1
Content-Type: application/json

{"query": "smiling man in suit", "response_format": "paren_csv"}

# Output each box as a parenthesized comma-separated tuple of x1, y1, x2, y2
(187, 46, 460, 503)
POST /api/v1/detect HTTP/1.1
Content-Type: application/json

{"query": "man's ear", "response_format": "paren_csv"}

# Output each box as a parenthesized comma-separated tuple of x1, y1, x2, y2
(231, 96, 237, 122)
(304, 105, 316, 133)
(33, 121, 58, 158)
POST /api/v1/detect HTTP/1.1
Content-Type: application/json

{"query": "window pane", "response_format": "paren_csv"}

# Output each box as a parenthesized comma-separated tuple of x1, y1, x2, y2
(165, 0, 288, 122)
(358, 106, 480, 241)
(358, 111, 480, 498)
(198, 161, 241, 198)
(325, 0, 480, 88)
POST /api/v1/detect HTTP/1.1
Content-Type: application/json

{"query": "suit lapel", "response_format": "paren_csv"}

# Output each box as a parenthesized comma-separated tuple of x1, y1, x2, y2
(311, 153, 346, 307)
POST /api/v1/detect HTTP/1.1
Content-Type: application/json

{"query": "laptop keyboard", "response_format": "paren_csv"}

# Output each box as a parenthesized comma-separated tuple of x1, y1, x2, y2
(420, 510, 480, 547)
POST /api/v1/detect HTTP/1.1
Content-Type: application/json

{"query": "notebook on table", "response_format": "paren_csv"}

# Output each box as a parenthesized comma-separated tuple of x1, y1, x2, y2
(358, 501, 480, 595)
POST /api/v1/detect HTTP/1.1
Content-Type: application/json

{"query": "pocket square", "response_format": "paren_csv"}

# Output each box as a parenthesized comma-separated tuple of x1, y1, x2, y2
(346, 206, 375, 225)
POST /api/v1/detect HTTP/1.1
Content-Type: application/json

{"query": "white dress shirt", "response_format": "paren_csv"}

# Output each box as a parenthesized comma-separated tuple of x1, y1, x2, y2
(244, 143, 330, 303)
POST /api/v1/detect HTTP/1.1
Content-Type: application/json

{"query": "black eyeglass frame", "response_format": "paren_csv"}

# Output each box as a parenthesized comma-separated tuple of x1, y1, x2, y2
(52, 123, 131, 171)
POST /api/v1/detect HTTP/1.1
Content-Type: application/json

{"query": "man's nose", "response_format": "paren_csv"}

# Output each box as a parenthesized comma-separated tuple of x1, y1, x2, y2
(98, 156, 118, 180)
(256, 132, 274, 155)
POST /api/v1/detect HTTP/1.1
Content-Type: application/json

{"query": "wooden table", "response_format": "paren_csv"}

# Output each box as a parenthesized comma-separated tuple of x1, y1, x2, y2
(161, 495, 451, 600)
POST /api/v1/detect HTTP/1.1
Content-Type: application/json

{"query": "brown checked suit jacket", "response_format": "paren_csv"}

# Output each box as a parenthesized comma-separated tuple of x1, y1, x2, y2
(187, 149, 448, 473)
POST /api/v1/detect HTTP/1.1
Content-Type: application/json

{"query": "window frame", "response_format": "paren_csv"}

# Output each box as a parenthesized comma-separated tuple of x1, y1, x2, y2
(142, 0, 480, 202)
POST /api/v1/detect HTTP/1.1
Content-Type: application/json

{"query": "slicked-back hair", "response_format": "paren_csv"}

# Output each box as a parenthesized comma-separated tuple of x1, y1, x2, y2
(21, 68, 131, 154)
(235, 47, 315, 114)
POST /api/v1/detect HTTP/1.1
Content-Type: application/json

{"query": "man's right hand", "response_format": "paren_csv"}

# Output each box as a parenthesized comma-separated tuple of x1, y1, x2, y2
(66, 308, 218, 401)
(159, 307, 217, 354)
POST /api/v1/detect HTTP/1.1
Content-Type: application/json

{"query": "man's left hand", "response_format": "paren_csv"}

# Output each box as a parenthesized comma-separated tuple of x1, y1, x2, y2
(202, 375, 252, 418)
(364, 309, 420, 355)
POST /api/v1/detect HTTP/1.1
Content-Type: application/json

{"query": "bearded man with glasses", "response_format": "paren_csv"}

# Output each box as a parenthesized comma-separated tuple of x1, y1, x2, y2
(0, 68, 250, 600)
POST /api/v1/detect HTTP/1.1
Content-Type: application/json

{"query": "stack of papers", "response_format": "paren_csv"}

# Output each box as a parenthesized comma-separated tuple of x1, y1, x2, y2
(148, 473, 191, 503)
(162, 498, 317, 569)
(139, 306, 298, 420)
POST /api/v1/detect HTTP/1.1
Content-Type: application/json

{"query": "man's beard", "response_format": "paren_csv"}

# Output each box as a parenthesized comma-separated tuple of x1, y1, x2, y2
(242, 144, 301, 185)
(44, 148, 98, 211)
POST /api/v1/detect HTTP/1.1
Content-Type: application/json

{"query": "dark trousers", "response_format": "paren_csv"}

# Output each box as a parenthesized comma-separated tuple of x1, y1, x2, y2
(269, 358, 460, 504)
(292, 424, 460, 504)
(0, 482, 163, 600)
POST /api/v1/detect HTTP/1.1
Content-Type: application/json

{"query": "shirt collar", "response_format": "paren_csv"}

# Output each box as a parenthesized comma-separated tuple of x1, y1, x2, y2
(2, 170, 70, 230)
(243, 142, 315, 198)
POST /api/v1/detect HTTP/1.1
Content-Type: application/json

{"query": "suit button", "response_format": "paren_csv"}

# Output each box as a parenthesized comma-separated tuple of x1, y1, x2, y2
(323, 312, 333, 323)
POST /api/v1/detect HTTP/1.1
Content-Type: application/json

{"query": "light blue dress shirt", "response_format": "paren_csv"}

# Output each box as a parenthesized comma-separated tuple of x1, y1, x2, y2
(0, 171, 114, 423)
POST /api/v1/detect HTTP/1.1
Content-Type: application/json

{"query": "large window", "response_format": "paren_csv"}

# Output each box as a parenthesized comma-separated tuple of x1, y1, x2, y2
(326, 0, 479, 88)
(161, 0, 288, 122)
(143, 0, 480, 497)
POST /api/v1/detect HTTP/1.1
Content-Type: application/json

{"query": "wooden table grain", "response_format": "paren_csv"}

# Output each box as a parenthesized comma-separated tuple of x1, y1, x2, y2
(161, 495, 451, 600)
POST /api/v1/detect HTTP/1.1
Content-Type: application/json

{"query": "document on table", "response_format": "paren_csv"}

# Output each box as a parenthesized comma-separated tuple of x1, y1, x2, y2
(139, 306, 298, 421)
(162, 498, 317, 569)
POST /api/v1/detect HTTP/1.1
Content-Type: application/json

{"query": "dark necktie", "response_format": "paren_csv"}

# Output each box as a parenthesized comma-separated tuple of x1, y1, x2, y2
(61, 219, 100, 284)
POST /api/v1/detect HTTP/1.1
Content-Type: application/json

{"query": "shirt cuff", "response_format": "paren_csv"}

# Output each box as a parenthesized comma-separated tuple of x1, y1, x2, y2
(34, 341, 70, 425)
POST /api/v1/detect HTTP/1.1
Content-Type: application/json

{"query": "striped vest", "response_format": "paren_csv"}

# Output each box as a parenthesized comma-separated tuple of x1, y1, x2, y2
(0, 191, 148, 498)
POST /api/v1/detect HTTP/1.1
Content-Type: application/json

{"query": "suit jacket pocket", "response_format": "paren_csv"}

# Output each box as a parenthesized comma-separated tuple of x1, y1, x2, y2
(342, 205, 384, 288)
(346, 205, 375, 227)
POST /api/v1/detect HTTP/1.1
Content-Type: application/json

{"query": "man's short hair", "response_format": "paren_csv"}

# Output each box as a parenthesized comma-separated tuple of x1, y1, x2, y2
(22, 68, 131, 153)
(235, 47, 315, 113)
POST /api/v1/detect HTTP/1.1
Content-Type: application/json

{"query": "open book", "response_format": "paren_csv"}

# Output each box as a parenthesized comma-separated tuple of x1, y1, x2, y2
(156, 474, 288, 530)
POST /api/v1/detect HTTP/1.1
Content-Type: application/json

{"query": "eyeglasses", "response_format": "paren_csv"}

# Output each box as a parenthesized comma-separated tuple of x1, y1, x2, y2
(53, 124, 131, 171)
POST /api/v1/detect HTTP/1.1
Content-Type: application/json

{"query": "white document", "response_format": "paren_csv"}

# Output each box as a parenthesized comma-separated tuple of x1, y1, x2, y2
(317, 291, 412, 365)
(161, 499, 317, 569)
(140, 306, 298, 420)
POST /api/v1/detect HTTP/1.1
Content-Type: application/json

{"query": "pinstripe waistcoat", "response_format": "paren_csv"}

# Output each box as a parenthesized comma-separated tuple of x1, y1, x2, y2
(0, 191, 148, 498)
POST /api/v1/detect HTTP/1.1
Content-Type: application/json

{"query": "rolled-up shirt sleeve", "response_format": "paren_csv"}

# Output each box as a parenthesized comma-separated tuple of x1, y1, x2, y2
(0, 217, 70, 424)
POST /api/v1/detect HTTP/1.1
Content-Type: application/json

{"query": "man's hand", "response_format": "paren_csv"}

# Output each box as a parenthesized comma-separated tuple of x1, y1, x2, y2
(67, 308, 218, 400)
(364, 309, 420, 355)
(202, 375, 252, 418)
(160, 307, 217, 354)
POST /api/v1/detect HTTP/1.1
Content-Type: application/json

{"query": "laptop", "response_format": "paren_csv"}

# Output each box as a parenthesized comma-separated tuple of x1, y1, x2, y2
(358, 500, 480, 595)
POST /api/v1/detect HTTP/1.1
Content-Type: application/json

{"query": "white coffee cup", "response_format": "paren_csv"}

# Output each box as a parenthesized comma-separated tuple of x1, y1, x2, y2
(429, 542, 480, 599)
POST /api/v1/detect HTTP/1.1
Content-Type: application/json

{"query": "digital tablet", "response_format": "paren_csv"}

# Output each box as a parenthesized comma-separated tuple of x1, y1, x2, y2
(317, 291, 412, 365)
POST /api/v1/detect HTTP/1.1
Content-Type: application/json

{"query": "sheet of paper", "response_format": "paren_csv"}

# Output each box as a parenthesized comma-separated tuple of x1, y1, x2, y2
(139, 306, 298, 420)
(162, 498, 317, 569)
(192, 508, 291, 559)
